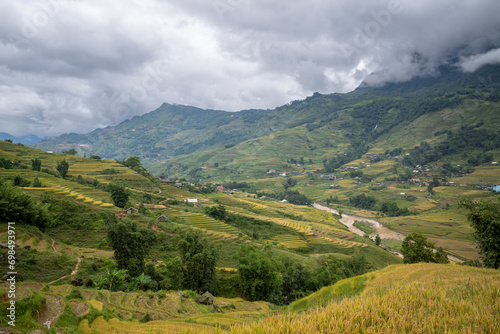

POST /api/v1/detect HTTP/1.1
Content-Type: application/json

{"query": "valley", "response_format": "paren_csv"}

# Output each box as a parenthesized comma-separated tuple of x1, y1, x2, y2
(1, 63, 499, 333)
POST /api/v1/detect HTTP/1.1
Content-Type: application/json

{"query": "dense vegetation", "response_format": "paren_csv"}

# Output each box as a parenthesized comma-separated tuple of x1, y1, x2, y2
(1, 63, 500, 333)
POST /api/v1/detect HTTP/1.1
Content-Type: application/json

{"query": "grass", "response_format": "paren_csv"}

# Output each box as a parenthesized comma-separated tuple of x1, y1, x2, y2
(199, 263, 500, 334)
(0, 140, 497, 332)
(353, 220, 376, 236)
(178, 213, 239, 235)
(271, 234, 307, 248)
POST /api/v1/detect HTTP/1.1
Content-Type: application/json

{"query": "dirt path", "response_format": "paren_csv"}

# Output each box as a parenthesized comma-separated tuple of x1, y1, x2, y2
(313, 203, 405, 240)
(47, 257, 81, 285)
(50, 238, 57, 252)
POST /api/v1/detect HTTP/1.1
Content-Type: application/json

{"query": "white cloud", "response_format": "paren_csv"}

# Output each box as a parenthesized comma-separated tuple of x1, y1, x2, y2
(459, 48, 500, 72)
(0, 0, 499, 137)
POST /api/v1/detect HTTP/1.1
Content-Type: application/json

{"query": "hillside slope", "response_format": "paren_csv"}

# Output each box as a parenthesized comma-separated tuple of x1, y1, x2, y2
(210, 263, 500, 334)
(32, 64, 500, 178)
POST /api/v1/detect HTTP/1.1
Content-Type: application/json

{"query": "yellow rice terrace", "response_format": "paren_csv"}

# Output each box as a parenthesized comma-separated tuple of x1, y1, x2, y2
(200, 263, 500, 334)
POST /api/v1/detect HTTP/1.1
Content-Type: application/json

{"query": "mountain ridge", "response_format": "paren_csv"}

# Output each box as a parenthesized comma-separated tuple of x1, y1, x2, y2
(32, 64, 500, 178)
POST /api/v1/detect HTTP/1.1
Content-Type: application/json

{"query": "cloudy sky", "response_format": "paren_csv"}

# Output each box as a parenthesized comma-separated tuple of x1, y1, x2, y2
(1, 0, 499, 137)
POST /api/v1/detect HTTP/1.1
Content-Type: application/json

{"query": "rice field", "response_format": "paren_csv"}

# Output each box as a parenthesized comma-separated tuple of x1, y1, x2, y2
(200, 263, 500, 334)
(178, 213, 239, 235)
(271, 234, 307, 248)
(72, 292, 274, 334)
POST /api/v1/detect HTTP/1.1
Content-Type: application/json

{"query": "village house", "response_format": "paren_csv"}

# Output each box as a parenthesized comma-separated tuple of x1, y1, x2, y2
(124, 207, 138, 215)
(157, 215, 168, 222)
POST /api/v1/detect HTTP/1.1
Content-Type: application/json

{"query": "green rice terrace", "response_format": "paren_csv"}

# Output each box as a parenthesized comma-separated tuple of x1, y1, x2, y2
(0, 127, 499, 333)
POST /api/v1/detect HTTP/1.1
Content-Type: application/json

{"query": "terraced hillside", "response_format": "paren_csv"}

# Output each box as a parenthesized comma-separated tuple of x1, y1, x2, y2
(201, 263, 500, 334)
(0, 281, 274, 333)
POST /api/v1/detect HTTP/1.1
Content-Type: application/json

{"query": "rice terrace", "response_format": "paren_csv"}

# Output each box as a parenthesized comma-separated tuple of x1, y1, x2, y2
(1, 2, 500, 332)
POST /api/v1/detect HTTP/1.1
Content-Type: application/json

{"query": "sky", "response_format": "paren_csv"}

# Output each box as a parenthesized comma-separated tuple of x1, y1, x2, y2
(0, 0, 499, 137)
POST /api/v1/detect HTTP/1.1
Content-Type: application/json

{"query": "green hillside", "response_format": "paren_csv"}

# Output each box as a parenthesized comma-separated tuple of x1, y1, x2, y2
(1, 142, 404, 333)
(2, 64, 500, 333)
(33, 65, 500, 175)
(209, 263, 500, 333)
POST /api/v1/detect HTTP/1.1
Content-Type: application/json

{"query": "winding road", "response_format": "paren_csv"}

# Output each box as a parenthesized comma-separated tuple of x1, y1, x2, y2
(313, 203, 463, 263)
(313, 203, 405, 240)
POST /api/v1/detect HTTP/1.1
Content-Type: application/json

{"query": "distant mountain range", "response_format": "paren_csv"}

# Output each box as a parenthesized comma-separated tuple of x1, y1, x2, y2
(0, 132, 43, 144)
(32, 64, 500, 179)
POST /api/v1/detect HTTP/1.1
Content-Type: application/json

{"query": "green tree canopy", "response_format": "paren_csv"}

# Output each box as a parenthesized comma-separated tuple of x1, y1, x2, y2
(107, 183, 130, 208)
(178, 230, 219, 293)
(236, 246, 282, 302)
(63, 148, 77, 155)
(106, 219, 155, 276)
(125, 156, 142, 169)
(56, 159, 69, 178)
(401, 232, 449, 264)
(459, 198, 500, 269)
(0, 180, 50, 229)
(31, 158, 42, 171)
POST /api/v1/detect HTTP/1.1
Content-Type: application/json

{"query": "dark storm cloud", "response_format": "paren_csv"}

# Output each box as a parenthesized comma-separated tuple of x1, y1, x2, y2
(0, 0, 499, 137)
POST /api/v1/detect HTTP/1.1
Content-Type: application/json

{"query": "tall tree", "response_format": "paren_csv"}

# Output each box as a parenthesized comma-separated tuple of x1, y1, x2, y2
(56, 159, 69, 178)
(459, 198, 500, 269)
(236, 246, 282, 302)
(0, 180, 50, 229)
(401, 232, 449, 264)
(31, 158, 42, 171)
(178, 230, 219, 292)
(106, 220, 155, 276)
(107, 184, 130, 208)
(63, 148, 77, 155)
(125, 156, 142, 169)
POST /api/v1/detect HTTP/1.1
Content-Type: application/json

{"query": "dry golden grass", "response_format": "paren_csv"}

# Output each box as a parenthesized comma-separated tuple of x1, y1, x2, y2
(199, 263, 500, 334)
(69, 300, 90, 316)
(88, 299, 103, 311)
(79, 316, 210, 334)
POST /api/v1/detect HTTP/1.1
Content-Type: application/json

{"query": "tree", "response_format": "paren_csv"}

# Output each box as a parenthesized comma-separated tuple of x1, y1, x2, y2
(459, 198, 500, 268)
(401, 232, 449, 264)
(106, 220, 155, 276)
(63, 148, 77, 155)
(178, 230, 219, 292)
(0, 180, 50, 229)
(236, 246, 282, 302)
(31, 158, 42, 171)
(107, 184, 130, 208)
(0, 158, 13, 169)
(375, 235, 381, 246)
(125, 156, 142, 169)
(158, 257, 184, 290)
(279, 257, 313, 304)
(33, 177, 42, 187)
(94, 269, 128, 291)
(13, 175, 30, 187)
(57, 159, 69, 178)
(283, 177, 298, 189)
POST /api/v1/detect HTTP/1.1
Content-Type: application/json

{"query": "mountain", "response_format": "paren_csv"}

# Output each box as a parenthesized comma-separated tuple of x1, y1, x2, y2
(0, 132, 43, 144)
(33, 64, 500, 179)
